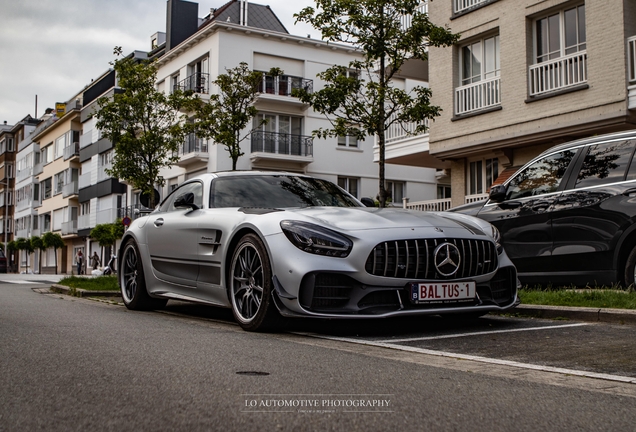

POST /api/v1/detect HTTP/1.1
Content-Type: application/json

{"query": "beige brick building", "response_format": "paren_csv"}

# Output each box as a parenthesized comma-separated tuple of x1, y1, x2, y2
(393, 0, 636, 208)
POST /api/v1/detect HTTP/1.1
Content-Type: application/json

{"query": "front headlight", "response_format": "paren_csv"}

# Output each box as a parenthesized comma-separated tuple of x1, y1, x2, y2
(491, 225, 503, 255)
(280, 221, 352, 258)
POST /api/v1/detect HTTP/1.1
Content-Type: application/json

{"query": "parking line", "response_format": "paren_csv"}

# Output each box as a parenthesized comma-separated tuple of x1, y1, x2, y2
(374, 323, 589, 344)
(305, 333, 636, 385)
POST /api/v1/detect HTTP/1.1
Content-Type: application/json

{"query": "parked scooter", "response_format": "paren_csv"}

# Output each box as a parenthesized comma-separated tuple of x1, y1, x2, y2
(103, 254, 117, 275)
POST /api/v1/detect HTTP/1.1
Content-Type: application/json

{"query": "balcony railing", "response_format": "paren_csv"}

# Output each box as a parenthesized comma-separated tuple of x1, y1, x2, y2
(629, 36, 636, 83)
(79, 172, 91, 189)
(529, 51, 587, 97)
(33, 162, 43, 176)
(16, 167, 33, 182)
(385, 112, 429, 144)
(400, 1, 428, 31)
(63, 142, 79, 160)
(61, 220, 78, 235)
(179, 134, 208, 155)
(16, 228, 29, 239)
(80, 131, 93, 149)
(454, 0, 488, 14)
(174, 72, 209, 94)
(78, 214, 91, 230)
(96, 208, 118, 225)
(118, 204, 152, 220)
(404, 198, 452, 212)
(251, 131, 313, 157)
(97, 164, 112, 182)
(465, 193, 489, 204)
(455, 76, 501, 116)
(258, 74, 313, 97)
(16, 199, 31, 211)
(62, 180, 79, 198)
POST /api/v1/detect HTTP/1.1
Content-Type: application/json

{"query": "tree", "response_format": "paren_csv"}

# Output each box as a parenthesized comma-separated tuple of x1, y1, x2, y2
(295, 0, 458, 206)
(90, 220, 124, 264)
(192, 62, 269, 170)
(31, 236, 45, 275)
(95, 47, 195, 208)
(15, 237, 33, 273)
(42, 232, 64, 275)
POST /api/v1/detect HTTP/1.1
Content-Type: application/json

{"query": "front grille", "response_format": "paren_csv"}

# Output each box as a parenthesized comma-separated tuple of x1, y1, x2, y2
(365, 238, 498, 280)
(358, 290, 401, 309)
(310, 273, 354, 310)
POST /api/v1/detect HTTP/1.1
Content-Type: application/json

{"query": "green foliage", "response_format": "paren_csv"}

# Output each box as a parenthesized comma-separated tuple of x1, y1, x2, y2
(42, 232, 64, 250)
(519, 287, 636, 309)
(15, 237, 33, 253)
(30, 236, 44, 251)
(192, 62, 266, 170)
(90, 219, 125, 248)
(95, 47, 195, 208)
(295, 0, 458, 206)
(7, 241, 17, 252)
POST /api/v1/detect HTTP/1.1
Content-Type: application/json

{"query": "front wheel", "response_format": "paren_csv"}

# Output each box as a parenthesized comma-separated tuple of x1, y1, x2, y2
(119, 239, 167, 310)
(229, 234, 282, 331)
(623, 245, 636, 289)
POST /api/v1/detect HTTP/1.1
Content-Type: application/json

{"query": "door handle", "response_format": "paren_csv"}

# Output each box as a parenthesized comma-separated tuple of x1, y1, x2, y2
(532, 202, 550, 212)
(154, 218, 164, 227)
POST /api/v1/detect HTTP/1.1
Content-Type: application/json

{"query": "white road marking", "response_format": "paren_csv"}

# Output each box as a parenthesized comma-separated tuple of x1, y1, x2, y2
(374, 323, 589, 343)
(1, 280, 47, 284)
(305, 333, 636, 385)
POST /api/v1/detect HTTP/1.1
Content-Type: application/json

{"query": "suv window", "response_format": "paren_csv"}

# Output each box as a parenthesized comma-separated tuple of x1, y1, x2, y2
(575, 140, 636, 189)
(506, 150, 576, 200)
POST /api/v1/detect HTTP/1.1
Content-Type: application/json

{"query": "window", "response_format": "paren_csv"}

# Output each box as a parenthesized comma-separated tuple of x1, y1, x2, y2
(437, 185, 452, 199)
(41, 144, 53, 165)
(338, 135, 359, 148)
(54, 134, 66, 159)
(80, 202, 90, 216)
(42, 213, 51, 232)
(7, 138, 14, 152)
(386, 181, 405, 204)
(535, 5, 586, 63)
(33, 183, 40, 203)
(159, 181, 203, 212)
(54, 172, 65, 195)
(576, 140, 636, 188)
(252, 113, 306, 156)
(338, 176, 359, 198)
(42, 177, 52, 200)
(6, 163, 13, 179)
(506, 150, 576, 200)
(461, 35, 500, 86)
(171, 73, 181, 93)
(468, 158, 499, 195)
(187, 57, 209, 94)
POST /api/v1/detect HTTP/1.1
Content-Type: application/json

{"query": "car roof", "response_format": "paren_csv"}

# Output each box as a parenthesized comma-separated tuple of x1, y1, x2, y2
(538, 130, 636, 158)
(188, 171, 308, 182)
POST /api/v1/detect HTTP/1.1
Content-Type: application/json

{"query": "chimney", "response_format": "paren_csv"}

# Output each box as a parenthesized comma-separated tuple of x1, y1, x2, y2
(166, 0, 199, 51)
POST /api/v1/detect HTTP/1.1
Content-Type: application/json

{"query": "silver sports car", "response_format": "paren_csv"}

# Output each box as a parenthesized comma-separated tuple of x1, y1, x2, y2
(118, 172, 519, 331)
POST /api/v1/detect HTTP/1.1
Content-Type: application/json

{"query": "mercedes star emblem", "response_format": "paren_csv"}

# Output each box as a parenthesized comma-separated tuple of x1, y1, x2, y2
(434, 242, 461, 276)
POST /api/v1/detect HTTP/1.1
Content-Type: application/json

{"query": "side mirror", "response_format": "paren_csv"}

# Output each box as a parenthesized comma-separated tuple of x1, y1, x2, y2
(489, 184, 507, 203)
(360, 197, 376, 208)
(174, 192, 199, 210)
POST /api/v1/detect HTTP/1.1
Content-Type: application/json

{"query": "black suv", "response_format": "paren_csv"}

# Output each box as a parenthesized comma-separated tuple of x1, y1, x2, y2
(452, 130, 636, 287)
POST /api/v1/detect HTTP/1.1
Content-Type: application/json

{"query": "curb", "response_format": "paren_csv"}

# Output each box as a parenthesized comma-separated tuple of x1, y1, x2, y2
(50, 284, 121, 298)
(495, 304, 636, 325)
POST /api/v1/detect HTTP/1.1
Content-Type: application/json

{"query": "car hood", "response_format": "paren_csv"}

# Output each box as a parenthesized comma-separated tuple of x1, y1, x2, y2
(287, 207, 490, 235)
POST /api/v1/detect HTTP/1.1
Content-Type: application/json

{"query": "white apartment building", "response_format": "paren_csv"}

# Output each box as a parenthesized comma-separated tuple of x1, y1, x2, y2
(149, 0, 438, 205)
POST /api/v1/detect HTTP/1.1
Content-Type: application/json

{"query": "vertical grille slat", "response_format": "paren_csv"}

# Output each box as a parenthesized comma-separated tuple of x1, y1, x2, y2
(366, 238, 498, 280)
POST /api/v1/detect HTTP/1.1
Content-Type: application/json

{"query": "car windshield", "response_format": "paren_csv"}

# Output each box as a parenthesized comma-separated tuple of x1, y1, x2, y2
(210, 175, 361, 208)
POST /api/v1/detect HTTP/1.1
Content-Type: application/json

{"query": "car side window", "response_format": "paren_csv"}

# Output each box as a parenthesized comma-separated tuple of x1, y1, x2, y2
(159, 181, 203, 212)
(575, 140, 636, 189)
(506, 150, 576, 200)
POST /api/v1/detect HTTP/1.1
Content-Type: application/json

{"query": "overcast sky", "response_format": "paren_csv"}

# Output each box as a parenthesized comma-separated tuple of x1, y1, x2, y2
(0, 0, 316, 126)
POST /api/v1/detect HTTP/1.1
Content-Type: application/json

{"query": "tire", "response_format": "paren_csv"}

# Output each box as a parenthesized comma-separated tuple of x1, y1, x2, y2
(229, 233, 282, 331)
(119, 239, 167, 311)
(623, 245, 636, 289)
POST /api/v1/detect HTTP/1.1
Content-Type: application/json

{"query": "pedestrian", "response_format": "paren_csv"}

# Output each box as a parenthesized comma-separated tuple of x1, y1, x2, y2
(76, 250, 84, 275)
(90, 252, 101, 270)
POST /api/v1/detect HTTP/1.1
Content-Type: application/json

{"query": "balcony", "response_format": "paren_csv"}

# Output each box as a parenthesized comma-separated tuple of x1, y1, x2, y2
(628, 36, 636, 110)
(78, 214, 91, 230)
(118, 204, 152, 221)
(250, 131, 313, 166)
(176, 134, 208, 168)
(80, 131, 93, 149)
(404, 198, 452, 212)
(256, 74, 313, 109)
(32, 228, 40, 237)
(16, 228, 30, 239)
(529, 51, 587, 97)
(454, 0, 488, 14)
(33, 162, 43, 176)
(63, 142, 80, 160)
(96, 208, 118, 225)
(455, 76, 501, 116)
(16, 167, 33, 182)
(79, 172, 91, 189)
(61, 220, 78, 235)
(62, 180, 79, 198)
(16, 199, 32, 211)
(174, 72, 209, 94)
(465, 193, 488, 204)
(400, 1, 428, 31)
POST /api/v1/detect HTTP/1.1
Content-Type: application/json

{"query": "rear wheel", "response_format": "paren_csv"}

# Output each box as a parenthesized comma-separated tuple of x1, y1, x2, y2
(229, 234, 282, 331)
(623, 245, 636, 289)
(119, 239, 167, 310)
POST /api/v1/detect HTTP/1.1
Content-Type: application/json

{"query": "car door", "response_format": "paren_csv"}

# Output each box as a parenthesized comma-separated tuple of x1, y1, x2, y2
(550, 138, 636, 281)
(477, 149, 578, 275)
(146, 181, 205, 289)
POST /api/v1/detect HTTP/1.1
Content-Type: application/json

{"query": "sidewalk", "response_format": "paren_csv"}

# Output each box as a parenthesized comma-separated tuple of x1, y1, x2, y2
(495, 304, 636, 325)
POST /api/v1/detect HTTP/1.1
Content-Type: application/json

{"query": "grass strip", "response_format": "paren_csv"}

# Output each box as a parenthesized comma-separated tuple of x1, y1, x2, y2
(520, 287, 636, 309)
(57, 275, 119, 292)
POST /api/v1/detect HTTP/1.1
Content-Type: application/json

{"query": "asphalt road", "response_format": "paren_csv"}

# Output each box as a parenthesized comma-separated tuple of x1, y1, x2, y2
(2, 281, 636, 431)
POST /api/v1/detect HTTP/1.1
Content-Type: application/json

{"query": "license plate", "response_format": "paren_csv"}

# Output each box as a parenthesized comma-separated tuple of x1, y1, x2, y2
(410, 282, 476, 304)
